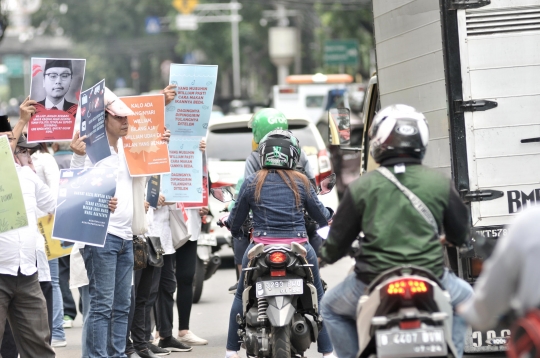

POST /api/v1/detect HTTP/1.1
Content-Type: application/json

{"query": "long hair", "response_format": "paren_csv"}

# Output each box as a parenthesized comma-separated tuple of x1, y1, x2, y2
(253, 169, 311, 208)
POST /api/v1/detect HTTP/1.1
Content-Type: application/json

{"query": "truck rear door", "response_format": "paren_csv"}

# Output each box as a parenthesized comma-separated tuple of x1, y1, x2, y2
(457, 0, 540, 229)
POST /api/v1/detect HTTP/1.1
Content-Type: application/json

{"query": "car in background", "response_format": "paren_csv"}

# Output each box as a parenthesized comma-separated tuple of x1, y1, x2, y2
(206, 113, 338, 245)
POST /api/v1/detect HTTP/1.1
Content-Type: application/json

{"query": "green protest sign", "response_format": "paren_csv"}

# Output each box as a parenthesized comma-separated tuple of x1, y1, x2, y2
(0, 136, 28, 233)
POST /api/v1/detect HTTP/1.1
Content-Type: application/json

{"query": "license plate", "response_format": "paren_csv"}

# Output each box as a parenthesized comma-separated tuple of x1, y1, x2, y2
(255, 279, 303, 297)
(197, 233, 217, 246)
(376, 328, 447, 358)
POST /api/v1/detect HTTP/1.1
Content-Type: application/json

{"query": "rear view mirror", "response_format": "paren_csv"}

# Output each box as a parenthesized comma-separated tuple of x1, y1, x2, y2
(318, 173, 337, 195)
(210, 187, 234, 203)
(328, 108, 351, 147)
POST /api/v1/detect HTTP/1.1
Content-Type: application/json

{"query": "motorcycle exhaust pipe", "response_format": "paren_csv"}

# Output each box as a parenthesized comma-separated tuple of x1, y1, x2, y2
(204, 254, 221, 280)
(290, 315, 312, 353)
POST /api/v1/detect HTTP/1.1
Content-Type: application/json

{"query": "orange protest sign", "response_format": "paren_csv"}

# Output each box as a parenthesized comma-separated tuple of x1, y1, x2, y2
(121, 95, 171, 176)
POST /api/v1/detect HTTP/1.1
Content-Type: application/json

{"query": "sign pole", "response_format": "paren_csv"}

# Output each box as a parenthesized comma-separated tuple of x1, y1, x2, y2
(231, 0, 241, 98)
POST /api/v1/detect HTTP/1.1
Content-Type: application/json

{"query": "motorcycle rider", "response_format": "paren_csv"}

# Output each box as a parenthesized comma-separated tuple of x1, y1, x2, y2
(458, 205, 540, 356)
(223, 130, 336, 358)
(319, 104, 473, 358)
(228, 108, 322, 292)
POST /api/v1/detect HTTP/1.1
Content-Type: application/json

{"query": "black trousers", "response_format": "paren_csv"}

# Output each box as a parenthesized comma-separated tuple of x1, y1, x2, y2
(126, 264, 156, 352)
(58, 256, 77, 320)
(174, 240, 198, 331)
(0, 273, 55, 358)
(155, 254, 177, 338)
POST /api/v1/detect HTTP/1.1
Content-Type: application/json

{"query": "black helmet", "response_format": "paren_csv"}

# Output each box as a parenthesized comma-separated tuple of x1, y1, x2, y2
(368, 104, 429, 163)
(258, 129, 301, 170)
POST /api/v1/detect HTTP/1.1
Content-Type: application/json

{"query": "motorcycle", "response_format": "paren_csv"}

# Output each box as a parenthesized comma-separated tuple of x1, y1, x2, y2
(356, 265, 458, 358)
(192, 214, 222, 303)
(211, 174, 337, 358)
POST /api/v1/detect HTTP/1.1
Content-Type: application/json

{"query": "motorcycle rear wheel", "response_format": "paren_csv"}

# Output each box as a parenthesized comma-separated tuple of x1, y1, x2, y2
(271, 325, 291, 358)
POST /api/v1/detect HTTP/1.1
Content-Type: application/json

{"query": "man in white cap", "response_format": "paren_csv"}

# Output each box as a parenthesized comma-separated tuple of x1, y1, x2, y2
(70, 88, 170, 358)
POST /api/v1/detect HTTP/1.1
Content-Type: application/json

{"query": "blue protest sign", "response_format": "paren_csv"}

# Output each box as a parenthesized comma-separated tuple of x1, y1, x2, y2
(52, 168, 117, 247)
(161, 137, 203, 203)
(165, 64, 218, 137)
(80, 80, 111, 164)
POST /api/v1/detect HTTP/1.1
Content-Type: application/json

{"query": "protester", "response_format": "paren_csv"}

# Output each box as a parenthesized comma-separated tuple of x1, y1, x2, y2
(459, 206, 540, 329)
(70, 87, 170, 358)
(51, 141, 78, 328)
(0, 114, 56, 358)
(125, 200, 168, 358)
(30, 142, 68, 347)
(52, 141, 73, 169)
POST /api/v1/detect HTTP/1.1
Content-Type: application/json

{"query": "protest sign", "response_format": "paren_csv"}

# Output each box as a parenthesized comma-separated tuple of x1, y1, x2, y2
(162, 137, 203, 203)
(146, 175, 160, 209)
(28, 58, 86, 143)
(0, 136, 28, 233)
(52, 167, 116, 247)
(165, 64, 218, 137)
(38, 215, 73, 260)
(121, 95, 171, 176)
(80, 79, 111, 164)
(184, 154, 208, 208)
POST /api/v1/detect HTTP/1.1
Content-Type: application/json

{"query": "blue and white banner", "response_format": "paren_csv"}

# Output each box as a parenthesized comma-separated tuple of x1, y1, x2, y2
(52, 167, 116, 247)
(165, 64, 218, 138)
(161, 137, 203, 203)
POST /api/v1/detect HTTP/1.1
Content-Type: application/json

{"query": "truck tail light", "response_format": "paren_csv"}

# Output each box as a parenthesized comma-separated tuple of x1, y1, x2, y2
(470, 258, 483, 277)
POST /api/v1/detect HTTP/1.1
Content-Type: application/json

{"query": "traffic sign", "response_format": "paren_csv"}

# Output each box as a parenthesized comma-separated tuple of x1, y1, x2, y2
(145, 16, 161, 34)
(176, 14, 198, 30)
(324, 39, 358, 66)
(173, 0, 199, 14)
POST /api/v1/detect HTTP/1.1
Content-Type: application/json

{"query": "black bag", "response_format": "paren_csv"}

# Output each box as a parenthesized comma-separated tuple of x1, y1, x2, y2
(146, 236, 165, 267)
(133, 236, 148, 271)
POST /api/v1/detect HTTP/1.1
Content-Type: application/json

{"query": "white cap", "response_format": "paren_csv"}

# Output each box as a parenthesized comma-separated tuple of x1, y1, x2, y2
(104, 87, 134, 117)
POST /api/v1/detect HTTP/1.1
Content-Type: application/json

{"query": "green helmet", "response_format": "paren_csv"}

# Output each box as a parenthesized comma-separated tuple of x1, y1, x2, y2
(248, 108, 288, 144)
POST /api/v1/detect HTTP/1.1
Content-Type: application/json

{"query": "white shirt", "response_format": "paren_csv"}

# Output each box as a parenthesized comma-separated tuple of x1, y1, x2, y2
(0, 165, 56, 276)
(147, 205, 175, 255)
(71, 141, 133, 240)
(45, 97, 65, 110)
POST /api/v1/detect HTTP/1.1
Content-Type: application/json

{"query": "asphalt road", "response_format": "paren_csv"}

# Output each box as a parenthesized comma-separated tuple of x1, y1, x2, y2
(55, 250, 353, 358)
(54, 250, 504, 358)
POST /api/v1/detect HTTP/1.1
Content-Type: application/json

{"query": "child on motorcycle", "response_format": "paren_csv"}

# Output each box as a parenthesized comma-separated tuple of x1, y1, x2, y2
(222, 130, 336, 358)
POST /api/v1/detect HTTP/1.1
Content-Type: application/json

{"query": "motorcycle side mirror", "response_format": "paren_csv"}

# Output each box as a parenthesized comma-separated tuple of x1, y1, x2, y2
(210, 187, 234, 203)
(328, 108, 351, 147)
(318, 173, 337, 195)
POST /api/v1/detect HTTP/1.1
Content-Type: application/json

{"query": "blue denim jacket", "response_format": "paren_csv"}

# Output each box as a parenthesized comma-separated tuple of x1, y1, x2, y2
(227, 171, 332, 239)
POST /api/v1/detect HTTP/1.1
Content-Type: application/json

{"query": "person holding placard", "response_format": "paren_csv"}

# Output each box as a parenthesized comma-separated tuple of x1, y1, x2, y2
(0, 122, 56, 357)
(69, 87, 170, 358)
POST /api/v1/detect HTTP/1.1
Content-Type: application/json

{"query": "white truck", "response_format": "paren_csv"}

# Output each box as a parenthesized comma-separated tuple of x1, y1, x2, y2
(361, 0, 540, 353)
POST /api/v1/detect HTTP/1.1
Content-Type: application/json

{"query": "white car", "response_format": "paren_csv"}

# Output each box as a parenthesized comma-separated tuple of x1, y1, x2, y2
(206, 113, 339, 244)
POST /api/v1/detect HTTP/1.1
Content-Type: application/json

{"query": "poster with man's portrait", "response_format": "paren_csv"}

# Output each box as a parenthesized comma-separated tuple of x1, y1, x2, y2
(27, 58, 86, 143)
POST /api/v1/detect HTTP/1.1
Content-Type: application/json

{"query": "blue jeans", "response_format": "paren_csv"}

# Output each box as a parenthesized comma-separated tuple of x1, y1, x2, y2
(49, 258, 66, 341)
(82, 234, 133, 358)
(80, 285, 90, 358)
(321, 269, 473, 358)
(226, 242, 333, 354)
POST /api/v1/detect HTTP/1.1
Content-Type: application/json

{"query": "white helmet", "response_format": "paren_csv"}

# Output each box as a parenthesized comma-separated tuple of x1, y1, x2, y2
(368, 104, 429, 163)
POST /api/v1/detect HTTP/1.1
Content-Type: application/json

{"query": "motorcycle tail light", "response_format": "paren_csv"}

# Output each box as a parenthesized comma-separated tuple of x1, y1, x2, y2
(271, 269, 286, 277)
(269, 251, 287, 264)
(399, 320, 422, 330)
(386, 279, 429, 296)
